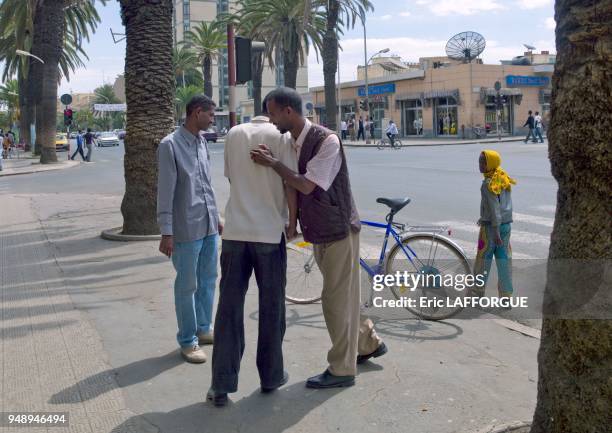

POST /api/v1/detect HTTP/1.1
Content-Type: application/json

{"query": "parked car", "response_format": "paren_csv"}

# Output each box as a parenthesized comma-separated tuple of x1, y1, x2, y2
(202, 128, 217, 143)
(55, 133, 69, 151)
(117, 130, 126, 140)
(97, 131, 120, 147)
(69, 132, 78, 139)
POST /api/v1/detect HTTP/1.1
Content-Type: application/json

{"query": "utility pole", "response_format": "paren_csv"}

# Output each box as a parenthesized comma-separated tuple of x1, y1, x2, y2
(495, 80, 502, 141)
(227, 24, 237, 128)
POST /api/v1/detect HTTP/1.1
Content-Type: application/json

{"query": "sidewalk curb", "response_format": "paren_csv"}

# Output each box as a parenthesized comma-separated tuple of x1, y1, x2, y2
(343, 137, 531, 148)
(474, 421, 531, 433)
(101, 226, 162, 242)
(0, 160, 80, 177)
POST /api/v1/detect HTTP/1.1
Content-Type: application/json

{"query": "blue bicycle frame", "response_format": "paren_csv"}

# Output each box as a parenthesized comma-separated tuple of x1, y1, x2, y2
(359, 219, 419, 277)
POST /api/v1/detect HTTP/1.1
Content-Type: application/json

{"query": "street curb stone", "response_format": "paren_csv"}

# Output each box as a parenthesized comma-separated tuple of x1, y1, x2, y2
(474, 421, 531, 433)
(101, 226, 162, 241)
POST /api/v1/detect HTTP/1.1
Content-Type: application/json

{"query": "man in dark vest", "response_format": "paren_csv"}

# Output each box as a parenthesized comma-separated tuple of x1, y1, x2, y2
(251, 87, 387, 389)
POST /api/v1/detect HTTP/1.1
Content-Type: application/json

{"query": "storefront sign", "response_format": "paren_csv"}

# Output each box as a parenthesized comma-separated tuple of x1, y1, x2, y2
(358, 83, 396, 97)
(505, 75, 550, 87)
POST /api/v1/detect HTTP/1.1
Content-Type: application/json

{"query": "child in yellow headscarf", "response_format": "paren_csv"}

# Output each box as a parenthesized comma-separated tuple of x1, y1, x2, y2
(473, 150, 516, 300)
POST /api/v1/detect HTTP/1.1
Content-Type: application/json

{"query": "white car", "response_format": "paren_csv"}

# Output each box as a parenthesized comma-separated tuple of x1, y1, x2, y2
(97, 132, 120, 147)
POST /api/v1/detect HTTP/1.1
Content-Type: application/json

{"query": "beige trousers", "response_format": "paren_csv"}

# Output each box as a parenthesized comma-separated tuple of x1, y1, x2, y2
(313, 231, 382, 376)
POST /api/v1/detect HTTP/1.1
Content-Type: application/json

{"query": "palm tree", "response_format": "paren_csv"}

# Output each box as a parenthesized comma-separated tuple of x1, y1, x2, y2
(119, 0, 175, 235)
(173, 45, 200, 88)
(175, 85, 201, 122)
(187, 21, 226, 99)
(239, 0, 325, 89)
(529, 1, 611, 433)
(0, 0, 105, 160)
(93, 83, 120, 131)
(0, 79, 20, 129)
(320, 0, 373, 131)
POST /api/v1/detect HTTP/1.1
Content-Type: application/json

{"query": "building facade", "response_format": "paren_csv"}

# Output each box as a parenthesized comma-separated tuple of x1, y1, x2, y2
(173, 0, 309, 127)
(311, 62, 553, 139)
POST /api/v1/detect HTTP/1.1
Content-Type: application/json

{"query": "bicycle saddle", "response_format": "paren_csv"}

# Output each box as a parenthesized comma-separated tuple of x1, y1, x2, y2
(376, 197, 411, 213)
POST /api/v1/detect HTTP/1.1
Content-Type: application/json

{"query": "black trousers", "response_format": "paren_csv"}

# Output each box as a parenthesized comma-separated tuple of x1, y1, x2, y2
(211, 237, 287, 393)
(357, 128, 365, 140)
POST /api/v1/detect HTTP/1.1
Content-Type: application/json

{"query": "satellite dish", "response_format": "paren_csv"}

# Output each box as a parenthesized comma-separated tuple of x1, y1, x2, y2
(445, 31, 486, 63)
(523, 44, 536, 51)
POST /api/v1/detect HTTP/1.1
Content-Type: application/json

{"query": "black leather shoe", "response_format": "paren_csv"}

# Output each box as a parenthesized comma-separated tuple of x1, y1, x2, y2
(206, 388, 228, 407)
(357, 342, 388, 364)
(306, 369, 355, 389)
(261, 370, 289, 393)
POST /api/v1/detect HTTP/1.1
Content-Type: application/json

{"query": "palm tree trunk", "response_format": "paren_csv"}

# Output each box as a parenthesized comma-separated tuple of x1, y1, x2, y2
(283, 33, 299, 89)
(322, 0, 340, 132)
(119, 0, 175, 235)
(203, 55, 213, 98)
(252, 51, 263, 116)
(29, 10, 45, 156)
(37, 0, 64, 164)
(530, 1, 612, 432)
(18, 73, 32, 150)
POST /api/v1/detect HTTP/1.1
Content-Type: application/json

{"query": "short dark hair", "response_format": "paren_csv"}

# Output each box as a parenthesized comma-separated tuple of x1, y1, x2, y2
(264, 87, 302, 115)
(528, 110, 532, 114)
(186, 94, 216, 117)
(535, 111, 539, 115)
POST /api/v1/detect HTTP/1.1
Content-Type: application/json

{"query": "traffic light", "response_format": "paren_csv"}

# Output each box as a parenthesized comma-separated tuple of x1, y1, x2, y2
(359, 99, 368, 111)
(63, 108, 73, 126)
(235, 36, 252, 84)
(495, 94, 503, 110)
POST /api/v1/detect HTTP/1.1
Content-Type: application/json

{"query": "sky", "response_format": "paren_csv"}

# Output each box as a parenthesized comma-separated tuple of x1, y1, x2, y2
(56, 0, 556, 95)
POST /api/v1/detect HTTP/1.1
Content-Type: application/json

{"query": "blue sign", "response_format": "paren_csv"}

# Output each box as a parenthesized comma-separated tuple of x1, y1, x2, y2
(358, 83, 396, 97)
(506, 75, 550, 87)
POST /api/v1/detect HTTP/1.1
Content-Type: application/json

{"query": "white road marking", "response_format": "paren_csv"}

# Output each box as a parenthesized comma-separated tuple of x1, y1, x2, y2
(513, 212, 554, 228)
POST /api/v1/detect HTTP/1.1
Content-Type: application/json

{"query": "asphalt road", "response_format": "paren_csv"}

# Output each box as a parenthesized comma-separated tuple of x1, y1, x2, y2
(3, 138, 555, 261)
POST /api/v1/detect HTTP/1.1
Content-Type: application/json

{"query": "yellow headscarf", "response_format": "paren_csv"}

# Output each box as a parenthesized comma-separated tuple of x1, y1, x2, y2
(482, 150, 516, 195)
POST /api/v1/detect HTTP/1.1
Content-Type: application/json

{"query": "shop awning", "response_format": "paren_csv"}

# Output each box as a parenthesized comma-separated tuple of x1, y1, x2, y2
(481, 87, 523, 96)
(395, 92, 424, 102)
(422, 89, 461, 105)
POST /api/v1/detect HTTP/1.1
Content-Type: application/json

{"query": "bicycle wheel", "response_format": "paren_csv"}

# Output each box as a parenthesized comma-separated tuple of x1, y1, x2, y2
(376, 139, 386, 150)
(285, 239, 323, 304)
(385, 234, 471, 320)
(393, 139, 403, 149)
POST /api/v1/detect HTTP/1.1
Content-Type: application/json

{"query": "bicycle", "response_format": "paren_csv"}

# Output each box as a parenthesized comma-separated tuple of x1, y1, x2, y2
(285, 197, 472, 320)
(376, 136, 403, 150)
(472, 125, 485, 139)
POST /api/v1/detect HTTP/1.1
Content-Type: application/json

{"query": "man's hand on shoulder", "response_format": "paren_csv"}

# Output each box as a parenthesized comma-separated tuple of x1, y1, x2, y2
(159, 235, 174, 258)
(250, 144, 278, 167)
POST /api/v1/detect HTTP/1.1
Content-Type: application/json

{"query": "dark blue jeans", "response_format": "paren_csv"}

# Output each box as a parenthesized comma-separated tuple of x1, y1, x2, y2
(212, 237, 287, 393)
(71, 144, 85, 160)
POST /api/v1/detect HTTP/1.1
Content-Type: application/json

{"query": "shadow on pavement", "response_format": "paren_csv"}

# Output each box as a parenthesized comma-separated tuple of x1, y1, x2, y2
(49, 350, 183, 404)
(110, 382, 348, 433)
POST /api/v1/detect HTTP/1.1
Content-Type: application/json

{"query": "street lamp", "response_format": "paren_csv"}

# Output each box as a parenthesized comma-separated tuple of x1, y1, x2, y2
(15, 49, 44, 64)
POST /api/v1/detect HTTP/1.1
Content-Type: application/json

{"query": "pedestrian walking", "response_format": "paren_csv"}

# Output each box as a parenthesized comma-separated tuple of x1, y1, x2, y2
(157, 94, 221, 364)
(357, 116, 365, 141)
(208, 106, 298, 407)
(340, 119, 348, 140)
(251, 87, 387, 390)
(84, 128, 95, 161)
(0, 134, 3, 170)
(369, 116, 375, 139)
(348, 116, 356, 141)
(534, 111, 545, 143)
(0, 133, 6, 160)
(70, 130, 86, 161)
(523, 110, 538, 143)
(473, 150, 516, 301)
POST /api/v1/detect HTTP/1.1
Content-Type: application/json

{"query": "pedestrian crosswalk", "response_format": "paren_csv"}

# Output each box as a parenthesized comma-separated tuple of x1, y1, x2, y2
(359, 210, 554, 261)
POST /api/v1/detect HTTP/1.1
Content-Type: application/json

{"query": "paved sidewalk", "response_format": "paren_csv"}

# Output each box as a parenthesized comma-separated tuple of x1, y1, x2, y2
(342, 136, 543, 147)
(1, 193, 539, 433)
(0, 154, 79, 177)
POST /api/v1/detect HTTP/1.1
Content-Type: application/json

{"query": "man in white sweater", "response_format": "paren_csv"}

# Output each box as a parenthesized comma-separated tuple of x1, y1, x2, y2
(208, 109, 298, 407)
